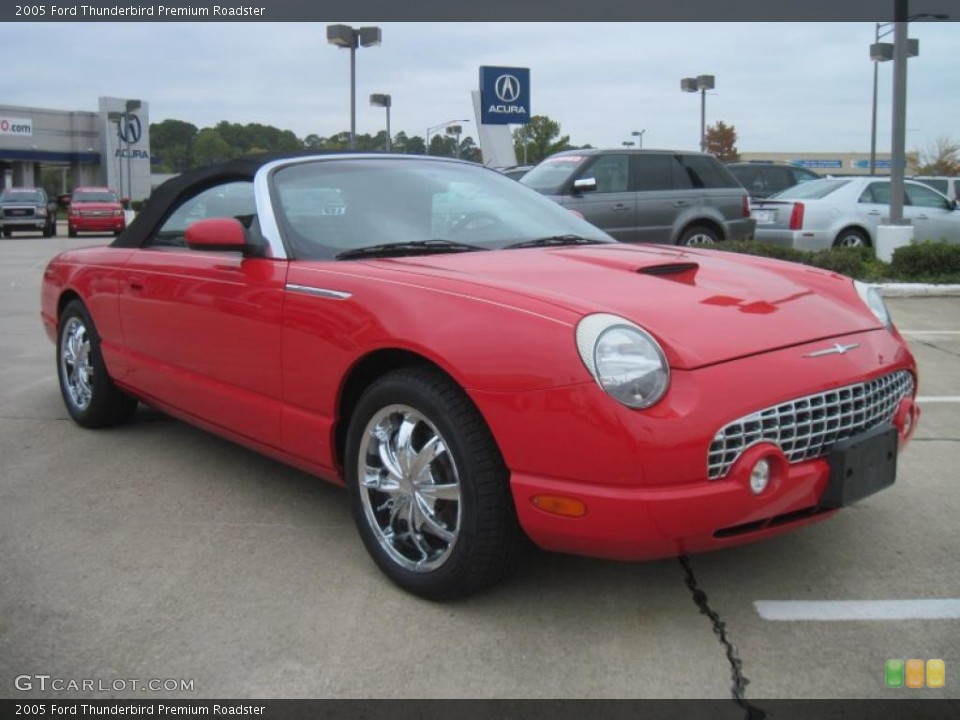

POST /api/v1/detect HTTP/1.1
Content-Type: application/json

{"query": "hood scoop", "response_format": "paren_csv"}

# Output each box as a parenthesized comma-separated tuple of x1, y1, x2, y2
(637, 262, 700, 284)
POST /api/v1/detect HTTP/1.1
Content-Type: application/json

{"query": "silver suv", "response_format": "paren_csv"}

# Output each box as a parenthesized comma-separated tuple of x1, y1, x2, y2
(520, 149, 754, 245)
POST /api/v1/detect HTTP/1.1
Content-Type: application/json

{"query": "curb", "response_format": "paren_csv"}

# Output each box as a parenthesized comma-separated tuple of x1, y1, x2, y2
(873, 284, 960, 298)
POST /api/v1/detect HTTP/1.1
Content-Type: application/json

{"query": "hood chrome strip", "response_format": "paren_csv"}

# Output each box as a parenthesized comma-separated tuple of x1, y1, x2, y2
(285, 284, 352, 300)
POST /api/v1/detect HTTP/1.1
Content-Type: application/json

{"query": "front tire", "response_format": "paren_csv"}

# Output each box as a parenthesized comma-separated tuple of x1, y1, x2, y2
(345, 366, 522, 600)
(57, 300, 137, 428)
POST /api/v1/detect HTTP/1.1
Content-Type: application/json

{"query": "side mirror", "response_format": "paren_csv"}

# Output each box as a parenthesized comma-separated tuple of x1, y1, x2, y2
(572, 177, 597, 194)
(185, 218, 249, 253)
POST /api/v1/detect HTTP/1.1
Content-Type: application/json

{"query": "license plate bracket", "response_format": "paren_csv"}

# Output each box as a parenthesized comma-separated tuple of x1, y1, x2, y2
(822, 423, 898, 509)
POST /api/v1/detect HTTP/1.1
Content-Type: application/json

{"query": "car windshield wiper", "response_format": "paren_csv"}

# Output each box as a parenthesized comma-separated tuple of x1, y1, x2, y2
(335, 239, 487, 261)
(503, 235, 606, 250)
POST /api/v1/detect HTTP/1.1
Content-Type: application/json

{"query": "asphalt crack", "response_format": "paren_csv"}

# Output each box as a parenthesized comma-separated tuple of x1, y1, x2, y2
(679, 555, 766, 719)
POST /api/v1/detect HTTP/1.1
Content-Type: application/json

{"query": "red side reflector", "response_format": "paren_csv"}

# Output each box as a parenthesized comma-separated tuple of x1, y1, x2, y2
(789, 202, 805, 230)
(530, 495, 587, 518)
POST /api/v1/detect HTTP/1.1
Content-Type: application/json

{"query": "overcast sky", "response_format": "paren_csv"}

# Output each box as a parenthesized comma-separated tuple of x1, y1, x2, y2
(4, 22, 957, 156)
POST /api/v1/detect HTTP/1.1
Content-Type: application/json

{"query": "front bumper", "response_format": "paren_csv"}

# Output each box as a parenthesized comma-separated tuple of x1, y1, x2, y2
(471, 328, 917, 561)
(1, 218, 47, 231)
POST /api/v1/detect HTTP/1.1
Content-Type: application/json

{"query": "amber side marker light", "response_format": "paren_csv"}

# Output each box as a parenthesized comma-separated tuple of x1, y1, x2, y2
(531, 495, 587, 517)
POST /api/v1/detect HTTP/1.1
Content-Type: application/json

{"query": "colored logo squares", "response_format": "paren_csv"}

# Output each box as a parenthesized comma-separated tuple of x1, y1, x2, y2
(886, 659, 945, 688)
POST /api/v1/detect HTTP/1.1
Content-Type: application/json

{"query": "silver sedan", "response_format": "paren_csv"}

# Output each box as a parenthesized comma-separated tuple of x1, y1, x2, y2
(751, 177, 960, 250)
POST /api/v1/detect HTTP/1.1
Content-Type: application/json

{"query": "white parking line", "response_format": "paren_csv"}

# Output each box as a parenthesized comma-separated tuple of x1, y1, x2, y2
(755, 599, 960, 621)
(917, 397, 960, 403)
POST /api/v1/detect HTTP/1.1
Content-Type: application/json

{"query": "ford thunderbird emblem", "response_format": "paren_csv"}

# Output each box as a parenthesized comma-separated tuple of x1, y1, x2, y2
(804, 343, 860, 358)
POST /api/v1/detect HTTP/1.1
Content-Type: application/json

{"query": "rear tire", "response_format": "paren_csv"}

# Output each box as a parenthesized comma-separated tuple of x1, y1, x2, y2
(345, 366, 522, 600)
(57, 299, 137, 428)
(834, 228, 870, 248)
(678, 224, 720, 246)
(2, 228, 11, 238)
(68, 227, 78, 238)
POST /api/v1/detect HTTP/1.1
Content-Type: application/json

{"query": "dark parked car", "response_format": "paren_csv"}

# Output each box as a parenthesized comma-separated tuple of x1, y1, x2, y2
(0, 187, 57, 237)
(726, 161, 823, 200)
(520, 149, 754, 246)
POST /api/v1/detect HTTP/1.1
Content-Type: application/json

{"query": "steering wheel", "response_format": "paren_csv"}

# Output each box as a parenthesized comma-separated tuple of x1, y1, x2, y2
(449, 211, 502, 236)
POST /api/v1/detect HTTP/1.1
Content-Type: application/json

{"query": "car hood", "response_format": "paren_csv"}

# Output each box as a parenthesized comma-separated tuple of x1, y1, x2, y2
(363, 244, 880, 370)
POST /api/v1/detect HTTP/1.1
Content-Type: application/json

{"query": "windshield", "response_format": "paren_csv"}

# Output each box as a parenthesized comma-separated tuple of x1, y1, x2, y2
(270, 158, 613, 261)
(1, 189, 45, 203)
(519, 154, 589, 194)
(770, 178, 850, 200)
(73, 191, 119, 203)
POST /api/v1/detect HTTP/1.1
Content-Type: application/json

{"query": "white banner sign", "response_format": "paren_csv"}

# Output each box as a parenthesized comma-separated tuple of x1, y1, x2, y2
(0, 117, 33, 137)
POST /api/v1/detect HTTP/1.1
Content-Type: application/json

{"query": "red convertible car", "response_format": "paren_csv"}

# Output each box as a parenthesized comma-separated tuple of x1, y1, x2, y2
(41, 154, 919, 600)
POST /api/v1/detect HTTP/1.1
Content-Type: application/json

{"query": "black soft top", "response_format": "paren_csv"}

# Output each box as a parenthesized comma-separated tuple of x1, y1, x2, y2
(111, 152, 324, 249)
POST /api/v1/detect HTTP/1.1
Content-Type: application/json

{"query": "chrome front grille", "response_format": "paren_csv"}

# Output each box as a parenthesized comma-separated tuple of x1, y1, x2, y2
(707, 370, 914, 480)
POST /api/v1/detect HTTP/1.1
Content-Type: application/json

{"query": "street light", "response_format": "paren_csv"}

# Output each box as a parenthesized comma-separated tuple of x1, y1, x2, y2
(680, 75, 714, 152)
(631, 129, 646, 149)
(621, 141, 635, 148)
(869, 15, 941, 176)
(369, 93, 392, 152)
(106, 111, 124, 198)
(327, 24, 382, 150)
(426, 119, 469, 156)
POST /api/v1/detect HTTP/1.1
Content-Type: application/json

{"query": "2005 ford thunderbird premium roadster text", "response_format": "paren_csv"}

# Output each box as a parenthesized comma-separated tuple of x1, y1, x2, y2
(41, 154, 919, 599)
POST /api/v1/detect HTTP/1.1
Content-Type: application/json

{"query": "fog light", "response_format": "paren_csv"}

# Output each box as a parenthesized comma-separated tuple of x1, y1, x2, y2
(750, 459, 771, 495)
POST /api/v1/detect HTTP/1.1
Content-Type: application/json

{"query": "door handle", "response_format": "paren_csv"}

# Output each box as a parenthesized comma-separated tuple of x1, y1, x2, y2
(128, 273, 145, 292)
(673, 201, 688, 207)
(915, 214, 928, 220)
(867, 211, 881, 216)
(612, 204, 631, 213)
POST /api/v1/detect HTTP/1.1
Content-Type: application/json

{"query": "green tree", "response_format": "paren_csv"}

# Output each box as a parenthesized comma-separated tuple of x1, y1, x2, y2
(511, 115, 572, 164)
(149, 119, 198, 172)
(193, 128, 234, 165)
(303, 134, 323, 151)
(704, 121, 740, 162)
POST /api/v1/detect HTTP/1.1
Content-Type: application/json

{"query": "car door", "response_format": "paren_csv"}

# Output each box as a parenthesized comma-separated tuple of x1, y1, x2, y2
(117, 180, 288, 446)
(856, 181, 898, 238)
(904, 182, 960, 243)
(633, 152, 694, 243)
(564, 153, 637, 242)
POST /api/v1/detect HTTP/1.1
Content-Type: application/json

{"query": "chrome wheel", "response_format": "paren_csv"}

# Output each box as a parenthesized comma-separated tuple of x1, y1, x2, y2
(60, 316, 93, 410)
(357, 404, 461, 573)
(836, 231, 868, 248)
(679, 225, 719, 246)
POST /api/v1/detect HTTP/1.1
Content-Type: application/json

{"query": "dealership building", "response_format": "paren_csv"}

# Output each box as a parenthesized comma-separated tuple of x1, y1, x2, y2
(0, 98, 151, 201)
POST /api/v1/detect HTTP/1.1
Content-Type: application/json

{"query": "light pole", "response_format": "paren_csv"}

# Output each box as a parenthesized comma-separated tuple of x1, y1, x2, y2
(869, 15, 940, 175)
(621, 141, 635, 148)
(681, 75, 714, 152)
(123, 99, 140, 202)
(426, 119, 469, 156)
(370, 93, 392, 151)
(107, 112, 124, 198)
(631, 129, 646, 149)
(327, 24, 382, 150)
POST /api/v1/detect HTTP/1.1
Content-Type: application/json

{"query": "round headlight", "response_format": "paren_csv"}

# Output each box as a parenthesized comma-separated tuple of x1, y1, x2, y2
(576, 314, 670, 409)
(854, 280, 892, 330)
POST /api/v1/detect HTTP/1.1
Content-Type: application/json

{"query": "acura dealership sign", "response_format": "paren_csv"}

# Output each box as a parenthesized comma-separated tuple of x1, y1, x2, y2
(480, 66, 530, 125)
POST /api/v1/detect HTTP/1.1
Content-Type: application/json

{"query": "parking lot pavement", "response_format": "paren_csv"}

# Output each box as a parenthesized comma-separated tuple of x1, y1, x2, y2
(1, 237, 957, 704)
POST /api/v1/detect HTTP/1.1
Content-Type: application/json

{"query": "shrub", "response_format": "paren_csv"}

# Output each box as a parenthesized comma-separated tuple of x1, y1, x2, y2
(890, 241, 960, 282)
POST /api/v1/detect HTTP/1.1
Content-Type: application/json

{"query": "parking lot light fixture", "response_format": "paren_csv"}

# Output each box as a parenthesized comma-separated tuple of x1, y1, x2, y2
(426, 119, 469, 156)
(869, 13, 946, 176)
(681, 75, 714, 152)
(370, 93, 392, 152)
(327, 24, 382, 150)
(631, 129, 646, 149)
(622, 141, 635, 148)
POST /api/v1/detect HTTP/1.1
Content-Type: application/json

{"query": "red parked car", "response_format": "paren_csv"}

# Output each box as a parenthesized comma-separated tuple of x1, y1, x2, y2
(41, 154, 919, 599)
(67, 186, 126, 237)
